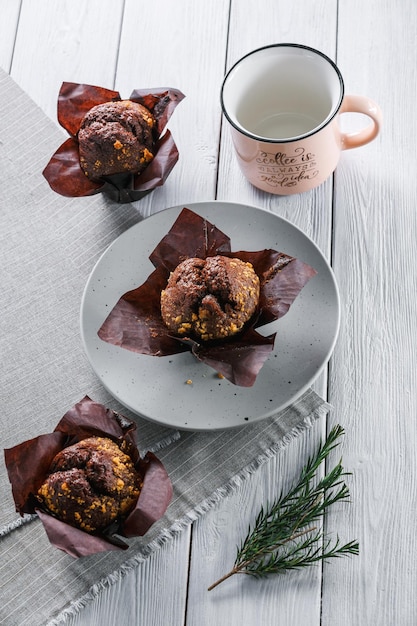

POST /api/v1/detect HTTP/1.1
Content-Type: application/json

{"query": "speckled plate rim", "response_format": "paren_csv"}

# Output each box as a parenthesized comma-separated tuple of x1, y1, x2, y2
(80, 201, 340, 431)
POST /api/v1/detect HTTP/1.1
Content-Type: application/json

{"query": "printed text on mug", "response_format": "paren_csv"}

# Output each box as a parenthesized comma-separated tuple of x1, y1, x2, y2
(256, 148, 319, 189)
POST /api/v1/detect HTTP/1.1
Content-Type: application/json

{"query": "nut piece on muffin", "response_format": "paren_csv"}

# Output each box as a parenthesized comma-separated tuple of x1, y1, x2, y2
(37, 436, 141, 533)
(78, 100, 155, 180)
(160, 255, 260, 341)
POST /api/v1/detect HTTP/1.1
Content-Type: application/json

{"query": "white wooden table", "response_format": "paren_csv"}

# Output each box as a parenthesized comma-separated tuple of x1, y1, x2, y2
(2, 1, 416, 624)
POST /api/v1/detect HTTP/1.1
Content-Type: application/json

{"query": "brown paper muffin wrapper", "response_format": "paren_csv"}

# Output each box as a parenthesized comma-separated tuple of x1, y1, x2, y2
(98, 207, 318, 386)
(4, 396, 173, 558)
(42, 82, 185, 203)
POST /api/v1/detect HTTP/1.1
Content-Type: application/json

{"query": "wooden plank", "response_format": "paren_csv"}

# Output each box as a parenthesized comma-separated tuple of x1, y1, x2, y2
(188, 2, 339, 625)
(322, 1, 417, 624)
(10, 0, 124, 122)
(0, 0, 21, 72)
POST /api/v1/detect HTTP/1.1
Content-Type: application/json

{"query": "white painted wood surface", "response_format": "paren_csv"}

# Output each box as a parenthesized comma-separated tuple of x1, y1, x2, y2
(1, 0, 416, 624)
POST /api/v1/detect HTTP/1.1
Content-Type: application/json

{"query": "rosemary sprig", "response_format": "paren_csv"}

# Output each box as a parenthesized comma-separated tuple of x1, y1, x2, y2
(208, 425, 359, 591)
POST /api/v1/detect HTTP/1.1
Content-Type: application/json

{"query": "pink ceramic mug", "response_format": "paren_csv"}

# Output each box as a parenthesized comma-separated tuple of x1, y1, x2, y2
(221, 43, 382, 194)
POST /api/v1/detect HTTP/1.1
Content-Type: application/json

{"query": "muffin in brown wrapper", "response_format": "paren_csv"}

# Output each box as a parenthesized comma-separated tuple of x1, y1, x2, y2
(4, 396, 173, 557)
(43, 82, 185, 203)
(97, 207, 318, 386)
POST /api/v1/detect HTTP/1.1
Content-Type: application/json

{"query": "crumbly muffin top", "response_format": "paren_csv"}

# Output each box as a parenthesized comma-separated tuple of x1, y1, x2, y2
(37, 436, 141, 533)
(161, 256, 260, 341)
(78, 100, 155, 179)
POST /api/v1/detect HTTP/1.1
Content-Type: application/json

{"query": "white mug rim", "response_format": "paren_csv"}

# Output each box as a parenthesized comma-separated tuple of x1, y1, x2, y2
(220, 43, 345, 144)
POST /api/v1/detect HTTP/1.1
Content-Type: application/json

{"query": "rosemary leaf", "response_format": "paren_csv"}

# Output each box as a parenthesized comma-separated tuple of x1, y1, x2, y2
(208, 425, 358, 591)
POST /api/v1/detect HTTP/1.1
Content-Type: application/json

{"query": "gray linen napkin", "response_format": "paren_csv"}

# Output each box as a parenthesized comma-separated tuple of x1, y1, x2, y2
(0, 67, 330, 626)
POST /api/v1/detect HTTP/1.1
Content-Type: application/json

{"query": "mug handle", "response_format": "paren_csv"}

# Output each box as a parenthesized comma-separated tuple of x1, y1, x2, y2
(339, 95, 382, 150)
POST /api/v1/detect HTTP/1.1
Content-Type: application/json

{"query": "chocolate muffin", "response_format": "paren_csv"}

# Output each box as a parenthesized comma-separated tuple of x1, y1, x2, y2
(37, 436, 141, 533)
(78, 100, 155, 180)
(160, 255, 260, 341)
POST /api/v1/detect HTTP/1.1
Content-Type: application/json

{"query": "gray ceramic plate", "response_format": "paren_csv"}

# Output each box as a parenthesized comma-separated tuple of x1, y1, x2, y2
(80, 201, 340, 430)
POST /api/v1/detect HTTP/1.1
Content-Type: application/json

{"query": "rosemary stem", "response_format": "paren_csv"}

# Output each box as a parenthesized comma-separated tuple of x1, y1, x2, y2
(207, 426, 358, 591)
(208, 567, 241, 591)
(208, 526, 317, 591)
